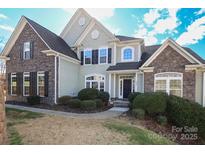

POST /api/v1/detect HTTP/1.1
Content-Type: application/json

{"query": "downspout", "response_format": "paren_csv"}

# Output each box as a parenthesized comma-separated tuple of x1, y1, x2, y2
(54, 55, 58, 104)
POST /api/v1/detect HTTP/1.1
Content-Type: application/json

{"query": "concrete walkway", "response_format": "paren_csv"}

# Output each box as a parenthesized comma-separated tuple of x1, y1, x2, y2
(6, 104, 129, 119)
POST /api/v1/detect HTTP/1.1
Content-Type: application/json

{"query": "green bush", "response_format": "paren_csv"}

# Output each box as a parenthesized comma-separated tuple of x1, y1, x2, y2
(95, 99, 104, 108)
(167, 95, 205, 139)
(57, 96, 72, 105)
(27, 96, 41, 105)
(132, 108, 145, 119)
(68, 99, 81, 108)
(98, 91, 110, 102)
(78, 88, 99, 100)
(133, 92, 167, 115)
(80, 100, 97, 110)
(128, 92, 141, 109)
(156, 115, 167, 125)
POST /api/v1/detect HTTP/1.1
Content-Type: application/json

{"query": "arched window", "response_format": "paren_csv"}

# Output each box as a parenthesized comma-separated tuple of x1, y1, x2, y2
(121, 47, 134, 62)
(85, 74, 105, 91)
(154, 72, 183, 97)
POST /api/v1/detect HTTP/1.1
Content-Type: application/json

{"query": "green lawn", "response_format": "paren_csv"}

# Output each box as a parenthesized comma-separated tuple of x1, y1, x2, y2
(105, 122, 175, 145)
(6, 108, 44, 145)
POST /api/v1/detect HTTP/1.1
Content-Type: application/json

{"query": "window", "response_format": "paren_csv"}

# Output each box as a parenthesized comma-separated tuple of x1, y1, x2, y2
(23, 72, 30, 96)
(23, 42, 31, 60)
(11, 73, 17, 95)
(37, 72, 45, 97)
(85, 74, 105, 91)
(155, 72, 183, 97)
(122, 47, 134, 61)
(99, 48, 108, 64)
(84, 49, 92, 64)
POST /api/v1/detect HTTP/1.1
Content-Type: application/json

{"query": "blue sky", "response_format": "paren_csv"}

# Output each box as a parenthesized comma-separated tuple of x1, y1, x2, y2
(0, 8, 205, 58)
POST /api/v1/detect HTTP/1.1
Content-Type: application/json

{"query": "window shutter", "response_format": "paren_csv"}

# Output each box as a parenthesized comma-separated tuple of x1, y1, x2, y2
(44, 71, 49, 97)
(30, 72, 37, 96)
(8, 73, 11, 95)
(81, 51, 84, 65)
(30, 42, 34, 59)
(16, 72, 23, 96)
(92, 49, 98, 64)
(20, 43, 23, 60)
(108, 48, 112, 64)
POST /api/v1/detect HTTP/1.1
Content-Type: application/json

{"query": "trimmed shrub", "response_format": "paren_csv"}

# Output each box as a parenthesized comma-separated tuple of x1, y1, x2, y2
(95, 99, 104, 108)
(132, 108, 145, 119)
(78, 88, 99, 100)
(133, 92, 167, 115)
(98, 91, 110, 102)
(128, 92, 141, 109)
(57, 96, 72, 105)
(167, 95, 205, 139)
(156, 115, 167, 125)
(68, 99, 81, 108)
(80, 100, 97, 110)
(27, 96, 41, 105)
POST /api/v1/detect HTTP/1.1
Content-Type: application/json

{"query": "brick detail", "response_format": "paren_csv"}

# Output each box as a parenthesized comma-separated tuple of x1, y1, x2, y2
(144, 45, 196, 101)
(6, 23, 56, 104)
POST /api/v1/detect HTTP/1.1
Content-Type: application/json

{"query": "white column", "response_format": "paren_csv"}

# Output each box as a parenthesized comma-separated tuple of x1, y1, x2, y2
(109, 73, 111, 98)
(113, 42, 117, 65)
(203, 72, 205, 107)
(135, 73, 138, 92)
(113, 74, 116, 98)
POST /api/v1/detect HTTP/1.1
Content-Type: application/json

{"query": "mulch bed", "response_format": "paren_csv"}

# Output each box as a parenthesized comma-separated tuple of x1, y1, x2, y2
(6, 101, 113, 114)
(119, 111, 205, 145)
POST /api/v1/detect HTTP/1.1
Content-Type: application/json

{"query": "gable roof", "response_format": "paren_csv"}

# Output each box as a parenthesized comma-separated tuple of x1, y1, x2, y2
(24, 17, 78, 60)
(115, 35, 142, 41)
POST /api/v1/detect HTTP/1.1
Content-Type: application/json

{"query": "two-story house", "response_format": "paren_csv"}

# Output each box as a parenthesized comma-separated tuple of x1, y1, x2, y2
(1, 8, 205, 106)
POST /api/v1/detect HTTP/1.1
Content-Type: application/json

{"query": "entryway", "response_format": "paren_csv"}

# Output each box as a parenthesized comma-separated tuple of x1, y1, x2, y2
(119, 75, 135, 99)
(123, 79, 132, 98)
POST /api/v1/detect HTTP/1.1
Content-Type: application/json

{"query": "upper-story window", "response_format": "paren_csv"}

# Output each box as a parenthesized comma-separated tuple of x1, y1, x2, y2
(99, 48, 108, 64)
(84, 49, 92, 65)
(23, 42, 31, 60)
(121, 47, 134, 62)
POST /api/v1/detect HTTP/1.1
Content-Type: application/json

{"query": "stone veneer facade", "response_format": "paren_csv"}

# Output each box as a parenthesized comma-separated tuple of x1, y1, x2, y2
(144, 45, 196, 101)
(6, 23, 56, 104)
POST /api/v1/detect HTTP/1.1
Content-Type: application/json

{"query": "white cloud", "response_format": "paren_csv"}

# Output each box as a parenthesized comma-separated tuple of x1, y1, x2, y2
(0, 13, 7, 19)
(63, 8, 115, 20)
(176, 16, 205, 46)
(144, 9, 162, 25)
(0, 25, 14, 32)
(195, 8, 205, 15)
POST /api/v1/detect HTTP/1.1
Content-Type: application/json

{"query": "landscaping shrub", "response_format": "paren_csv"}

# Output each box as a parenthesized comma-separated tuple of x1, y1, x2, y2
(156, 115, 167, 125)
(78, 88, 99, 100)
(68, 99, 81, 108)
(95, 99, 104, 108)
(27, 96, 41, 105)
(98, 91, 110, 102)
(166, 95, 205, 139)
(128, 92, 141, 109)
(132, 108, 145, 119)
(57, 96, 72, 105)
(80, 100, 97, 110)
(133, 92, 167, 115)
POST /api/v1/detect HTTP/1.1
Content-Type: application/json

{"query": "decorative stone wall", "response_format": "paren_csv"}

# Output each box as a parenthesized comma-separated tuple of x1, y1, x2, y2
(144, 45, 196, 101)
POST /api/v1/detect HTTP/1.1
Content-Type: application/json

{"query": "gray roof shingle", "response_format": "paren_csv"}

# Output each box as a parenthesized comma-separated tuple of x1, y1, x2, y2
(24, 16, 79, 60)
(115, 35, 142, 41)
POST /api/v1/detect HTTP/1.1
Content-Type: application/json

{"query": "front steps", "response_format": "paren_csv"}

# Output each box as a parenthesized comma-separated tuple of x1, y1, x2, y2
(112, 100, 129, 108)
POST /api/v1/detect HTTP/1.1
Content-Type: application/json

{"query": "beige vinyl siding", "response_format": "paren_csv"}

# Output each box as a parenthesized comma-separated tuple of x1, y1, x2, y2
(195, 70, 203, 105)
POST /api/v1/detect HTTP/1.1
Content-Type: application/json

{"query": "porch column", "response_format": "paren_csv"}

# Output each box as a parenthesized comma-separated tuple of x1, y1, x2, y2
(113, 73, 116, 98)
(109, 73, 111, 98)
(203, 72, 205, 107)
(135, 73, 138, 92)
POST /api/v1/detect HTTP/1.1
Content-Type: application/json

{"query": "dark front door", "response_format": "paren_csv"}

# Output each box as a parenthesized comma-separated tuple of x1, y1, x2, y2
(123, 79, 132, 98)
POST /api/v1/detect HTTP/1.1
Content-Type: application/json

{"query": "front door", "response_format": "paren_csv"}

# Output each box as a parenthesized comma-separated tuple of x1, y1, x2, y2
(123, 79, 132, 98)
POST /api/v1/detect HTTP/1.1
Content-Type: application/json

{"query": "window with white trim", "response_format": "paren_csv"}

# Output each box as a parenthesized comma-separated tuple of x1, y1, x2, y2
(23, 72, 30, 96)
(121, 47, 134, 61)
(99, 48, 108, 64)
(23, 42, 31, 60)
(37, 72, 45, 97)
(85, 74, 105, 91)
(84, 49, 92, 64)
(154, 72, 183, 97)
(11, 73, 17, 95)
